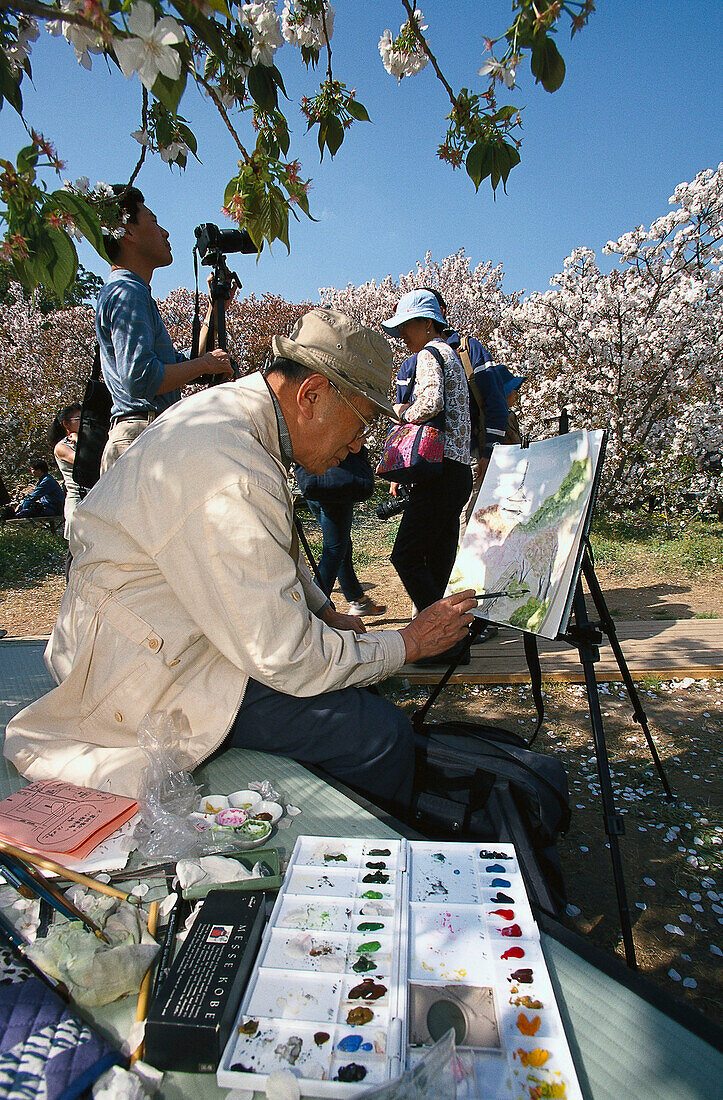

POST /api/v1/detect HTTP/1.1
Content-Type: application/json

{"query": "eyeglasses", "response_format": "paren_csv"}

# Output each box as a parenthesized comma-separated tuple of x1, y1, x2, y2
(327, 378, 375, 441)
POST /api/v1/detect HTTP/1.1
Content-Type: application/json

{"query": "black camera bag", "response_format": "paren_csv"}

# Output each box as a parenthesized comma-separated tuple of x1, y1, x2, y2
(411, 720, 570, 915)
(73, 345, 112, 491)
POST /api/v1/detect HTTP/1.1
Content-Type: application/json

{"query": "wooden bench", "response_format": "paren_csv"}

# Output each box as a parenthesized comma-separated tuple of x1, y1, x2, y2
(0, 514, 64, 537)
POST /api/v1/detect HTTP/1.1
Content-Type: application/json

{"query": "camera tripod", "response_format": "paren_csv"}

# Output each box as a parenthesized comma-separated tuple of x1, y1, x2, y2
(192, 253, 241, 385)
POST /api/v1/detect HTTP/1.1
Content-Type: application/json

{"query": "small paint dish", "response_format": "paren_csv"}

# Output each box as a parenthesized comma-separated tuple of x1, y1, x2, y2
(235, 819, 273, 847)
(198, 794, 229, 814)
(229, 789, 263, 812)
(252, 800, 283, 825)
(215, 807, 250, 828)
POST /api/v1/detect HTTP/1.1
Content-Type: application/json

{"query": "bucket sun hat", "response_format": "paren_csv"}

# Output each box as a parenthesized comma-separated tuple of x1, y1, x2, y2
(493, 363, 526, 397)
(272, 308, 398, 420)
(381, 289, 447, 335)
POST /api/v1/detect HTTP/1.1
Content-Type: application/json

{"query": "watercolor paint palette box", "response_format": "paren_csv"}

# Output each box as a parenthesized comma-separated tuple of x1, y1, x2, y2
(217, 837, 583, 1098)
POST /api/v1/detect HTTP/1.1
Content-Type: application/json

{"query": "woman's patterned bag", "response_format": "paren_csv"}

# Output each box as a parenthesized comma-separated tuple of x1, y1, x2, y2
(376, 344, 446, 484)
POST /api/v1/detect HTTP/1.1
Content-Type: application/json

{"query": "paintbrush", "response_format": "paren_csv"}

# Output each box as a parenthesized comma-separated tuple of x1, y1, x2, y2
(0, 851, 109, 943)
(475, 586, 530, 600)
(0, 839, 141, 905)
(130, 900, 159, 1066)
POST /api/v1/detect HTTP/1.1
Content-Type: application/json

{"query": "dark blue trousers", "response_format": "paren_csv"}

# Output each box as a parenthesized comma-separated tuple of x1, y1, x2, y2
(306, 500, 364, 602)
(228, 677, 414, 811)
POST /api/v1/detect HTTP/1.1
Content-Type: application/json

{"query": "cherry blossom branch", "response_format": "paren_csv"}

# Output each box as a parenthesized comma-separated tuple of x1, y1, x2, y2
(399, 0, 456, 106)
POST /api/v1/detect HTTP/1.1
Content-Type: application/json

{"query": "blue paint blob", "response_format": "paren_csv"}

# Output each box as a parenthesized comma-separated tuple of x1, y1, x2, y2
(490, 878, 511, 888)
(453, 869, 460, 875)
(338, 1035, 363, 1052)
(485, 864, 507, 873)
(361, 1042, 373, 1051)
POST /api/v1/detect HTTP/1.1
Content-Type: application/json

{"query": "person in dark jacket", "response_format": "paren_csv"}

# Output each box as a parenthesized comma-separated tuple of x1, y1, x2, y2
(9, 458, 65, 518)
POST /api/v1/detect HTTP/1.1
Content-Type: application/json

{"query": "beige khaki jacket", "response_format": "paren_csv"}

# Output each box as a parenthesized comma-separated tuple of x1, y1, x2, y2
(5, 374, 406, 796)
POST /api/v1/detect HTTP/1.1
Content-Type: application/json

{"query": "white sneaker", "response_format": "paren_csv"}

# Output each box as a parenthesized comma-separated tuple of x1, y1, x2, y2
(349, 597, 387, 616)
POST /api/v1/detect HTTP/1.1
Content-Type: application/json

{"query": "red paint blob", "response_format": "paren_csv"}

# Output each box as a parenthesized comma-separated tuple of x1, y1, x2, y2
(500, 946, 525, 960)
(499, 923, 522, 937)
(490, 908, 515, 920)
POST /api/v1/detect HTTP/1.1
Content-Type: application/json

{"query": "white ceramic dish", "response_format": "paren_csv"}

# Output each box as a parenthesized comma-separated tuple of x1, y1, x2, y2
(198, 794, 229, 814)
(228, 789, 263, 811)
(253, 799, 283, 825)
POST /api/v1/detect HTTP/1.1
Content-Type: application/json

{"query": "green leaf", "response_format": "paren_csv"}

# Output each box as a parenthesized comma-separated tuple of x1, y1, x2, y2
(16, 144, 38, 176)
(490, 142, 521, 192)
(346, 98, 370, 123)
(466, 142, 494, 191)
(177, 123, 198, 158)
(0, 50, 23, 114)
(49, 191, 107, 256)
(248, 64, 278, 112)
(530, 36, 566, 93)
(46, 228, 78, 298)
(152, 69, 187, 114)
(268, 65, 287, 100)
(324, 115, 344, 158)
(492, 105, 518, 123)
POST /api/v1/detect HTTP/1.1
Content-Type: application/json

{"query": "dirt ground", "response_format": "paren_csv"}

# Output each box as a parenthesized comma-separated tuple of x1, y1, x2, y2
(1, 561, 721, 1029)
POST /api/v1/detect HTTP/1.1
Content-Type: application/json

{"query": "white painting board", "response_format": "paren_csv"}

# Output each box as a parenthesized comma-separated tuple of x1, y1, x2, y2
(448, 429, 606, 639)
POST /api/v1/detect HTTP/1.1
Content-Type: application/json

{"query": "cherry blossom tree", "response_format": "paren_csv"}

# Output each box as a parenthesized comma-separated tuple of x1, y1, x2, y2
(0, 1, 594, 297)
(0, 283, 94, 485)
(320, 247, 519, 366)
(500, 164, 723, 510)
(158, 285, 311, 371)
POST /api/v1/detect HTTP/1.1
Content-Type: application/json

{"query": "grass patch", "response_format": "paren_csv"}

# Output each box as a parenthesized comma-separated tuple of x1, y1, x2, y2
(0, 526, 65, 589)
(590, 512, 723, 577)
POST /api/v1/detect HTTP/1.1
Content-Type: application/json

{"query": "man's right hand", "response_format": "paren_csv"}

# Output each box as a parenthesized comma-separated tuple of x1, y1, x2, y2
(400, 590, 477, 663)
(200, 348, 233, 379)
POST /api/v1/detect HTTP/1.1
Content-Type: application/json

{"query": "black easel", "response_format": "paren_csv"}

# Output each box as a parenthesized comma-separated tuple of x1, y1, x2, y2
(417, 414, 674, 968)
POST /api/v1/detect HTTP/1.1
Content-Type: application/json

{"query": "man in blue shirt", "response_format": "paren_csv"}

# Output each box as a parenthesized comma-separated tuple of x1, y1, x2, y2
(97, 186, 233, 473)
(12, 458, 64, 518)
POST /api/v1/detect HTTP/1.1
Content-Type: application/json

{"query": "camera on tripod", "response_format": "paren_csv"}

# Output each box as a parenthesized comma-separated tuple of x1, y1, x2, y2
(194, 223, 256, 266)
(376, 484, 410, 520)
(192, 223, 257, 386)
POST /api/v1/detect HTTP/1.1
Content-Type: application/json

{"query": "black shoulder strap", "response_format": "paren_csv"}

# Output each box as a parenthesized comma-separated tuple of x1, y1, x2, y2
(523, 631, 545, 745)
(91, 342, 101, 380)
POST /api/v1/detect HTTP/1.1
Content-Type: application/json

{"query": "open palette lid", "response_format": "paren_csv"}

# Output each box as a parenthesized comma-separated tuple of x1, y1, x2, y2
(218, 837, 583, 1098)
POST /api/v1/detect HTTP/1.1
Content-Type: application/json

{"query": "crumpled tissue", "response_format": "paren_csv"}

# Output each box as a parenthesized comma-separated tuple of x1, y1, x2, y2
(175, 855, 259, 892)
(26, 888, 159, 1006)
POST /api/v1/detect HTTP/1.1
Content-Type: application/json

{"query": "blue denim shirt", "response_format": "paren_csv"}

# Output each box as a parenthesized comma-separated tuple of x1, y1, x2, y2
(95, 269, 185, 418)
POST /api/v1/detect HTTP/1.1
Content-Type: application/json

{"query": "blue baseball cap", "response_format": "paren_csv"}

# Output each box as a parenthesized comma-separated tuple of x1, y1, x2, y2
(494, 363, 526, 396)
(381, 289, 447, 335)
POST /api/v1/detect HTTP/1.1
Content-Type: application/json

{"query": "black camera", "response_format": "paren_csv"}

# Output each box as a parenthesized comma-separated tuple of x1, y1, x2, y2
(194, 223, 257, 265)
(376, 484, 410, 520)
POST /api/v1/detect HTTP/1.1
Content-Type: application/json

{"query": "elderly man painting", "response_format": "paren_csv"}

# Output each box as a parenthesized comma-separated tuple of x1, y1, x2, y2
(5, 309, 476, 813)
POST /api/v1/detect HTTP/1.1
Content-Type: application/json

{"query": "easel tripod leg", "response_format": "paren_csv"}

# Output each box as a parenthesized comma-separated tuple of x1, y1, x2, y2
(572, 583, 638, 969)
(581, 551, 674, 800)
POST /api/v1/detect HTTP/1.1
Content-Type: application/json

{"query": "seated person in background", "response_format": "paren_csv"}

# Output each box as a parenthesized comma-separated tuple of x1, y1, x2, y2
(5, 309, 476, 814)
(97, 185, 233, 474)
(5, 458, 65, 519)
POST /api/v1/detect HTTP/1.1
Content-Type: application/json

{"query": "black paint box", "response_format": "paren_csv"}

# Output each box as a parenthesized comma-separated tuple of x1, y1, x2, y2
(144, 889, 266, 1073)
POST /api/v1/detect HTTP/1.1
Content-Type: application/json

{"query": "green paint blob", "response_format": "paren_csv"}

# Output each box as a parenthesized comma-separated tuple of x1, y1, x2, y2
(361, 890, 383, 899)
(357, 922, 383, 932)
(357, 940, 381, 953)
(352, 955, 376, 973)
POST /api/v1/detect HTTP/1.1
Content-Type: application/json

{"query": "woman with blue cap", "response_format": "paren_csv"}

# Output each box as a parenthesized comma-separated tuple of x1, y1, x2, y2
(381, 289, 473, 664)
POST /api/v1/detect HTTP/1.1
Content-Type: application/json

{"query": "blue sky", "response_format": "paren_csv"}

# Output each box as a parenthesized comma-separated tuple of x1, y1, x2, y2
(4, 1, 722, 303)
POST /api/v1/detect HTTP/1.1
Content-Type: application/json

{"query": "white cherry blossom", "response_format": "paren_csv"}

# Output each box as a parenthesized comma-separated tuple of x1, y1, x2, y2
(281, 1, 334, 49)
(240, 1, 283, 67)
(113, 1, 184, 90)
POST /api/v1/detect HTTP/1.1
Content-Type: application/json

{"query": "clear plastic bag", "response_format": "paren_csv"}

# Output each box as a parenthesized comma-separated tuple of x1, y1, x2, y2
(132, 711, 204, 859)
